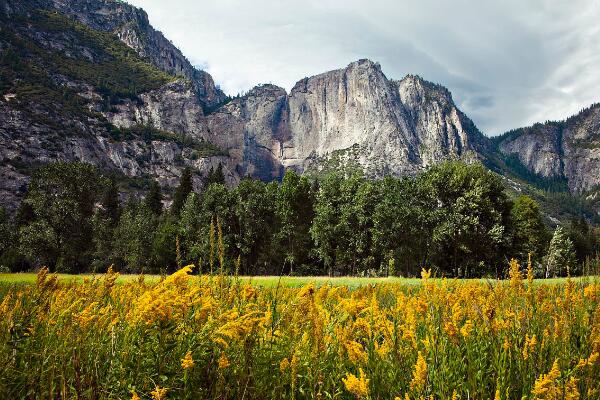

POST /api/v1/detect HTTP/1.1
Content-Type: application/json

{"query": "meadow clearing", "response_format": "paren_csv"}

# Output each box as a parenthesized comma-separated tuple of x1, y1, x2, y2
(0, 263, 599, 399)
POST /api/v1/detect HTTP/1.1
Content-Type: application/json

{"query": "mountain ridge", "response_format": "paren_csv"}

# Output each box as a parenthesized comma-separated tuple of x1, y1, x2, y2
(1, 0, 599, 222)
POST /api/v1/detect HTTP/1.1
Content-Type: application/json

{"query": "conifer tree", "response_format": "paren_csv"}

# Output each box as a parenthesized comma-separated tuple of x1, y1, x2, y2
(145, 180, 163, 215)
(171, 167, 193, 215)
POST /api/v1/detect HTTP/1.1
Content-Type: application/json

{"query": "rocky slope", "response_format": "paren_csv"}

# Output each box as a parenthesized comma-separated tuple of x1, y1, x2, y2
(1, 0, 599, 220)
(0, 0, 235, 213)
(207, 60, 488, 180)
(495, 103, 600, 194)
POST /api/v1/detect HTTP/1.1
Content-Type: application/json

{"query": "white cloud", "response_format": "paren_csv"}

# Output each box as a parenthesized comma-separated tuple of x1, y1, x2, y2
(127, 0, 600, 135)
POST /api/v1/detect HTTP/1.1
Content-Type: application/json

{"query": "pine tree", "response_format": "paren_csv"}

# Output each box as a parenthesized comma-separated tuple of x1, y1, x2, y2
(171, 167, 193, 215)
(204, 163, 225, 186)
(145, 180, 163, 215)
(100, 178, 121, 225)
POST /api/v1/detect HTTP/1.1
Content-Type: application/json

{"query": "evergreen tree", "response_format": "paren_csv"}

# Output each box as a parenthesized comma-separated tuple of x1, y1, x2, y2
(99, 177, 121, 225)
(276, 170, 314, 275)
(171, 167, 193, 215)
(145, 179, 163, 215)
(113, 200, 156, 273)
(204, 163, 226, 186)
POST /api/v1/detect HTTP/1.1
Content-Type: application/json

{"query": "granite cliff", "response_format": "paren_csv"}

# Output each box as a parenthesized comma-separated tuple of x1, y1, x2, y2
(495, 104, 600, 195)
(1, 0, 599, 219)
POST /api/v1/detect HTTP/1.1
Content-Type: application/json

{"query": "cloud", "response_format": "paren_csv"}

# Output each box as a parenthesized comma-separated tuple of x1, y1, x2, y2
(126, 0, 600, 136)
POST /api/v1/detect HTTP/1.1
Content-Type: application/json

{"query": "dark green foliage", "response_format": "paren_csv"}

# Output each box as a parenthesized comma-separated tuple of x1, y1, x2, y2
(108, 125, 227, 156)
(311, 173, 379, 276)
(0, 207, 20, 271)
(371, 176, 436, 277)
(19, 162, 101, 272)
(145, 180, 163, 216)
(204, 163, 226, 186)
(275, 170, 315, 274)
(5, 160, 598, 276)
(171, 167, 194, 216)
(423, 161, 512, 277)
(99, 178, 121, 225)
(233, 178, 277, 274)
(112, 199, 157, 273)
(151, 216, 179, 272)
(510, 195, 548, 264)
(566, 217, 599, 266)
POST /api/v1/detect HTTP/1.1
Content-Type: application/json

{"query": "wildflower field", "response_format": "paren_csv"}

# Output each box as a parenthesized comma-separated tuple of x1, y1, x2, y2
(1, 263, 599, 399)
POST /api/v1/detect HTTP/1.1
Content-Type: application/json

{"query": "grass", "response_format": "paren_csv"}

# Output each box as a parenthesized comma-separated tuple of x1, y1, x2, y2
(0, 273, 593, 288)
(1, 266, 599, 398)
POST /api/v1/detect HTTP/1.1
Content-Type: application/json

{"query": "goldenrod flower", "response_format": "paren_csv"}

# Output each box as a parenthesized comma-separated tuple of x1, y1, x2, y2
(531, 359, 560, 397)
(342, 368, 369, 398)
(181, 351, 194, 369)
(460, 319, 473, 338)
(150, 385, 168, 400)
(410, 351, 427, 390)
(345, 340, 368, 365)
(218, 353, 230, 369)
(421, 268, 431, 280)
(280, 357, 290, 372)
(131, 391, 140, 400)
(564, 377, 580, 400)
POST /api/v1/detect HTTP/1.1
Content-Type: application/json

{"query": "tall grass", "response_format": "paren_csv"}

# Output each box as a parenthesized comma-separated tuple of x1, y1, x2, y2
(0, 264, 599, 399)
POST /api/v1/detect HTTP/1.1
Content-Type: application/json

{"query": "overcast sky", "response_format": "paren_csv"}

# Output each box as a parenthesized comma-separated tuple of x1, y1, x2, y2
(127, 0, 600, 136)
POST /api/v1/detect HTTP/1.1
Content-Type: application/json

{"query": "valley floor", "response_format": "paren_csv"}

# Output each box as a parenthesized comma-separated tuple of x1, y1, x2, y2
(0, 273, 594, 288)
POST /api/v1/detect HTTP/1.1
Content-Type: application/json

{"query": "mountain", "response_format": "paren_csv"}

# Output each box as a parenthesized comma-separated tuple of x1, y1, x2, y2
(1, 0, 599, 222)
(0, 0, 232, 212)
(493, 103, 600, 194)
(203, 59, 489, 180)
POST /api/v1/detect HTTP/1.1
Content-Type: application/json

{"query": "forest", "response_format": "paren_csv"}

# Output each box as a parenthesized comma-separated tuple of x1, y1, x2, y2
(1, 160, 598, 278)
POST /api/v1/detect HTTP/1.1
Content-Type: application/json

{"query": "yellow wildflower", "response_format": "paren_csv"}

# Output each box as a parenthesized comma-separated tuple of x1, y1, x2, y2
(218, 353, 230, 369)
(345, 340, 368, 365)
(410, 351, 427, 390)
(421, 268, 431, 280)
(280, 357, 289, 372)
(150, 385, 168, 400)
(564, 377, 580, 400)
(131, 391, 140, 400)
(531, 359, 560, 397)
(181, 351, 194, 369)
(522, 334, 537, 360)
(342, 368, 369, 398)
(460, 319, 473, 338)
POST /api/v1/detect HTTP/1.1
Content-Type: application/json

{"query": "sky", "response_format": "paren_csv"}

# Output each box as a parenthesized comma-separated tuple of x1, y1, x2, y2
(127, 0, 600, 136)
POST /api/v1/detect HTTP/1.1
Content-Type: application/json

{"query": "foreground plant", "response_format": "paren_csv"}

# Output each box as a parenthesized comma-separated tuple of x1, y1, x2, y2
(0, 262, 599, 399)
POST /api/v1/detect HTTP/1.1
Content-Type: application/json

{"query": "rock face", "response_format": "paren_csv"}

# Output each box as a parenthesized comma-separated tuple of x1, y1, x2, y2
(2, 0, 600, 218)
(496, 104, 600, 193)
(206, 60, 487, 180)
(0, 0, 235, 214)
(2, 0, 226, 108)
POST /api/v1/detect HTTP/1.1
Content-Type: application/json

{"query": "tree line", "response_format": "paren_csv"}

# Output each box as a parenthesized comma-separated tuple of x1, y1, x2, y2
(1, 161, 598, 277)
